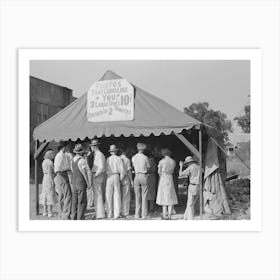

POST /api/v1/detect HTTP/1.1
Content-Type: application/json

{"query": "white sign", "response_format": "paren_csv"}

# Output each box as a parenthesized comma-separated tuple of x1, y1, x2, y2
(87, 78, 134, 122)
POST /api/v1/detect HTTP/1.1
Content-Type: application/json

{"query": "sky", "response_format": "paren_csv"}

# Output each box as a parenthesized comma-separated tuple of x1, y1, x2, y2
(30, 60, 250, 132)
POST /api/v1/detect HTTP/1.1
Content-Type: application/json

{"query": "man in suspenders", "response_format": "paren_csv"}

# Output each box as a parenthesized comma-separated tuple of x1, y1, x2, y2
(54, 141, 72, 220)
(71, 143, 91, 220)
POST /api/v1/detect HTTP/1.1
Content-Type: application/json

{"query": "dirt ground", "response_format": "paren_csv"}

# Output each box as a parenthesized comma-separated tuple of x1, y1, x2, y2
(29, 178, 250, 221)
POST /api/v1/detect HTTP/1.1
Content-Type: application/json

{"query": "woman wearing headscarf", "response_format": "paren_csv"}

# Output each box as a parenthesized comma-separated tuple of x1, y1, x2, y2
(156, 148, 178, 220)
(40, 150, 57, 218)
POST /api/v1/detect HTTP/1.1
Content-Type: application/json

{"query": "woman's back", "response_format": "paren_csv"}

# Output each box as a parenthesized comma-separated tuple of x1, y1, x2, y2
(159, 156, 176, 174)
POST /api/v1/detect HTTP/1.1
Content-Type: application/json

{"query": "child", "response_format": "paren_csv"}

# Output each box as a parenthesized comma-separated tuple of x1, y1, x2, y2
(40, 150, 57, 218)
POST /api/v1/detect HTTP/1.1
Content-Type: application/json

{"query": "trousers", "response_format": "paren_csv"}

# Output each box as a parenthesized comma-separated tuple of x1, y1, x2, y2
(92, 173, 105, 219)
(71, 187, 87, 220)
(184, 184, 199, 220)
(106, 174, 121, 218)
(121, 175, 131, 216)
(54, 173, 72, 220)
(87, 188, 94, 208)
(134, 173, 148, 218)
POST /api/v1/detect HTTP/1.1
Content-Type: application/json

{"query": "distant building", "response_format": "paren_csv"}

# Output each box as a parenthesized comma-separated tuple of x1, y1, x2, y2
(225, 142, 236, 156)
(30, 76, 76, 152)
(226, 132, 250, 156)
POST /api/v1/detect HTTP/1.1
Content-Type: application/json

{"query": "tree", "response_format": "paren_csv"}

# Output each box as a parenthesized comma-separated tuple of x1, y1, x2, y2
(184, 102, 233, 142)
(234, 105, 250, 133)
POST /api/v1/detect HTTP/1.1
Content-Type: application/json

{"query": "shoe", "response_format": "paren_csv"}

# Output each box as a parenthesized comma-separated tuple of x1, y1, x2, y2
(119, 214, 127, 219)
(42, 212, 47, 217)
(134, 215, 140, 219)
(48, 213, 54, 218)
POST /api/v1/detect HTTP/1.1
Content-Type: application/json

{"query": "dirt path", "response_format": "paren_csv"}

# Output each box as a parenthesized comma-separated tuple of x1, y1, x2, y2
(30, 179, 250, 221)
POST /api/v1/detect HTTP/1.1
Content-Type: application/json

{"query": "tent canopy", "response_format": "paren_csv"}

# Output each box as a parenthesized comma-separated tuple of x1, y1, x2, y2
(33, 70, 201, 142)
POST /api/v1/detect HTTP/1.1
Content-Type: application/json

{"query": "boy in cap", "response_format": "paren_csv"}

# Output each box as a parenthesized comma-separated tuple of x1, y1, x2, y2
(179, 156, 200, 220)
(90, 139, 106, 219)
(131, 143, 150, 219)
(105, 144, 125, 219)
(71, 143, 91, 220)
(54, 141, 72, 219)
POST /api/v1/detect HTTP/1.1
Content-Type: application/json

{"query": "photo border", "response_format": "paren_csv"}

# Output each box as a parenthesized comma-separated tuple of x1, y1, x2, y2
(18, 48, 261, 232)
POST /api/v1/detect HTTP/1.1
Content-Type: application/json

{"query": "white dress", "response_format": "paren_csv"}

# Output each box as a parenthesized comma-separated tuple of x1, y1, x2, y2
(156, 156, 178, 206)
(40, 159, 57, 206)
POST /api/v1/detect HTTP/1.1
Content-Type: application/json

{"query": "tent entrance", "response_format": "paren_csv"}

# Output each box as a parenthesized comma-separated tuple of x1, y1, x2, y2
(33, 127, 204, 219)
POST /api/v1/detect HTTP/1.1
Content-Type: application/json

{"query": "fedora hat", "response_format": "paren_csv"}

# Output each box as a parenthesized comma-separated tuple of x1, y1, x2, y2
(184, 156, 196, 164)
(90, 139, 100, 146)
(137, 143, 147, 151)
(73, 143, 86, 154)
(109, 144, 118, 152)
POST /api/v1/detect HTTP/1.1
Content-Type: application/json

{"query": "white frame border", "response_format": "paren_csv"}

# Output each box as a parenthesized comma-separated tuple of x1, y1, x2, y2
(18, 48, 262, 232)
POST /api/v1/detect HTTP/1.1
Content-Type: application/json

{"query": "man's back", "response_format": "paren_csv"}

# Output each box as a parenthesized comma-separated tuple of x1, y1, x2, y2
(106, 154, 123, 175)
(132, 153, 150, 173)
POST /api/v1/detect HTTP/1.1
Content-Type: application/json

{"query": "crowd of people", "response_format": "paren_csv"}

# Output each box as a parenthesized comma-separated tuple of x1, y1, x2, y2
(39, 139, 201, 220)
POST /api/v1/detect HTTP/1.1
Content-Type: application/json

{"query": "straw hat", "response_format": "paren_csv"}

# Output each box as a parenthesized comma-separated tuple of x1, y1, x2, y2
(184, 156, 196, 164)
(90, 139, 100, 146)
(137, 143, 147, 151)
(109, 144, 118, 152)
(73, 143, 86, 154)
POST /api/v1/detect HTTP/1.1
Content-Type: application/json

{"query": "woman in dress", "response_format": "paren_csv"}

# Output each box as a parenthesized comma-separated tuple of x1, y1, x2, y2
(156, 148, 178, 220)
(40, 150, 57, 218)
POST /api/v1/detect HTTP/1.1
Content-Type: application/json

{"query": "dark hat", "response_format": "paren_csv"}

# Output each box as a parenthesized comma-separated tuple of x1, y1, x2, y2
(73, 143, 86, 154)
(90, 139, 100, 146)
(109, 144, 119, 152)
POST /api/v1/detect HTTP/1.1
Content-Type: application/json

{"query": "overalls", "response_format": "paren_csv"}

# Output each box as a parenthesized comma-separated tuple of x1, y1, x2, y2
(71, 158, 87, 220)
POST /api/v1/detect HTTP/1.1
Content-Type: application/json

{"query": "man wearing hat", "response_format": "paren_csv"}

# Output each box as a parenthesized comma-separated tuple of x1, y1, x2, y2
(54, 141, 72, 219)
(119, 147, 133, 218)
(90, 139, 106, 219)
(179, 156, 200, 220)
(71, 143, 91, 220)
(131, 143, 150, 219)
(105, 144, 125, 219)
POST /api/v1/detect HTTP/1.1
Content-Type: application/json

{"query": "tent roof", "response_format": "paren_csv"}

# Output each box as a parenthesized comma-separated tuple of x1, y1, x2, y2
(33, 70, 201, 142)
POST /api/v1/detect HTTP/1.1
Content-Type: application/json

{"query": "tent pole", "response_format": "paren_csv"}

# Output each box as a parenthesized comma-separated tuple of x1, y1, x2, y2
(174, 133, 200, 160)
(199, 126, 203, 220)
(35, 140, 39, 216)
